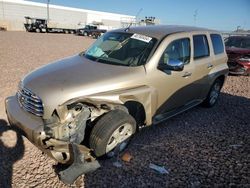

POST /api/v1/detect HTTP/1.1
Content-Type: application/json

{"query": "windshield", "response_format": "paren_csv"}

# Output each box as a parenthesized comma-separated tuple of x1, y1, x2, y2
(84, 32, 157, 66)
(225, 37, 250, 49)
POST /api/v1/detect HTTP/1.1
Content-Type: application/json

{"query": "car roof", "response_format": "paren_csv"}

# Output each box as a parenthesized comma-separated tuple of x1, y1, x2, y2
(113, 25, 217, 40)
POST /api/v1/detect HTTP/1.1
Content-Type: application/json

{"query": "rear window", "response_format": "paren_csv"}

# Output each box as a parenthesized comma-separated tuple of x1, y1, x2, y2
(210, 34, 224, 54)
(193, 35, 210, 59)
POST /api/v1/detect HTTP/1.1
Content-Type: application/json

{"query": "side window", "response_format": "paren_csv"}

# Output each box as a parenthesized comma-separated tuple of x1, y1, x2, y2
(193, 35, 209, 59)
(242, 38, 250, 49)
(210, 34, 224, 54)
(160, 38, 190, 65)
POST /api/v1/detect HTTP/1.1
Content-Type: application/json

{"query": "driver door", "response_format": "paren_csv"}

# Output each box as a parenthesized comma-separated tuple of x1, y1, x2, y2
(155, 35, 199, 114)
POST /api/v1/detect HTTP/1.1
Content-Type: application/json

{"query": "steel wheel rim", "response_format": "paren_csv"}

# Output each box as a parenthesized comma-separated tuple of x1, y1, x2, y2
(106, 123, 133, 153)
(209, 82, 221, 105)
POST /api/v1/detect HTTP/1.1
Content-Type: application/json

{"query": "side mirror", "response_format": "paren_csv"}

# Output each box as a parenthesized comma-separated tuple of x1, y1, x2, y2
(158, 59, 184, 72)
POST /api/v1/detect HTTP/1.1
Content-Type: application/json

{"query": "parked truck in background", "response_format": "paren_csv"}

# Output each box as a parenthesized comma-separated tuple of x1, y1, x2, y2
(76, 25, 107, 38)
(24, 16, 76, 34)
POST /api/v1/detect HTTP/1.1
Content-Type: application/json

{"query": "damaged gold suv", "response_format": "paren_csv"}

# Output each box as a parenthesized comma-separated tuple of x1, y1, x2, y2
(5, 25, 228, 183)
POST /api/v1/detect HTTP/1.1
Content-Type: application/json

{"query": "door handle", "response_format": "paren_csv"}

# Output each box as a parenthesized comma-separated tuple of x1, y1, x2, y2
(207, 64, 213, 69)
(182, 72, 192, 78)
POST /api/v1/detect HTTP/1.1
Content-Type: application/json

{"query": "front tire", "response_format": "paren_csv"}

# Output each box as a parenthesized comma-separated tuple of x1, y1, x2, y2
(89, 110, 136, 157)
(202, 78, 223, 107)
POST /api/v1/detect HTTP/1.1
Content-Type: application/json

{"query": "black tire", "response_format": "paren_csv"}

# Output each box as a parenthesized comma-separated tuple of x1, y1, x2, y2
(35, 28, 41, 33)
(83, 31, 88, 36)
(202, 78, 223, 107)
(89, 109, 136, 157)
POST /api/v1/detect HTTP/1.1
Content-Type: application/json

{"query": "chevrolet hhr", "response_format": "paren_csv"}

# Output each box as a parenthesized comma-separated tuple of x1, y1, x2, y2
(5, 25, 228, 178)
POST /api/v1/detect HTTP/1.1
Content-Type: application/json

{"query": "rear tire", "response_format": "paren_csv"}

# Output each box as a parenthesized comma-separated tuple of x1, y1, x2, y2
(83, 31, 88, 36)
(202, 78, 223, 107)
(89, 110, 136, 157)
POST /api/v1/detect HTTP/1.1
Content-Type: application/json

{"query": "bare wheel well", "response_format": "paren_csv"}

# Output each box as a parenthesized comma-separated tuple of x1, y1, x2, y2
(216, 75, 226, 86)
(124, 101, 146, 128)
(214, 75, 226, 86)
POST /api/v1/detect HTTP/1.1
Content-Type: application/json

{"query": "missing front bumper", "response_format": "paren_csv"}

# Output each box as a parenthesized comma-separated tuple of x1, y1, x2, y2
(57, 143, 100, 184)
(5, 96, 100, 183)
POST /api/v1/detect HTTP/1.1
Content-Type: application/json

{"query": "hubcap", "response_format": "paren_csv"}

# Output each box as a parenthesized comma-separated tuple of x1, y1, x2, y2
(209, 82, 221, 105)
(106, 123, 133, 153)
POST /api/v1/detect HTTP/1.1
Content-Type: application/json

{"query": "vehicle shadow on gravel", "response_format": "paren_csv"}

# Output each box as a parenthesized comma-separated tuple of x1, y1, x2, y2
(0, 119, 25, 188)
(84, 93, 250, 187)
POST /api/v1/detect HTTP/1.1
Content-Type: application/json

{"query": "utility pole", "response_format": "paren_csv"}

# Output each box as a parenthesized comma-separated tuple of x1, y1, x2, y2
(193, 9, 198, 26)
(47, 0, 50, 23)
(1, 0, 5, 19)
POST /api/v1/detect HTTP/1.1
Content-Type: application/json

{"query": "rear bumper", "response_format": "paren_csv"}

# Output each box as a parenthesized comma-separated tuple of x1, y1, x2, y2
(5, 95, 92, 164)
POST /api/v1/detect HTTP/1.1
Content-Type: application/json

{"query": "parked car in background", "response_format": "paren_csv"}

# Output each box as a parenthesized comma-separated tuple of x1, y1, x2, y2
(5, 25, 228, 183)
(225, 36, 250, 75)
(76, 25, 107, 37)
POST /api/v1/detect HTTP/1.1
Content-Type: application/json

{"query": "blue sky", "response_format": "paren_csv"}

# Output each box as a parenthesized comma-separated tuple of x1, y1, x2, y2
(29, 0, 250, 31)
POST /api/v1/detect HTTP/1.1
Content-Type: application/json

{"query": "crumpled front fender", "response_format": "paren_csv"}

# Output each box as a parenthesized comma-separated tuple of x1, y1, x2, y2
(60, 85, 158, 125)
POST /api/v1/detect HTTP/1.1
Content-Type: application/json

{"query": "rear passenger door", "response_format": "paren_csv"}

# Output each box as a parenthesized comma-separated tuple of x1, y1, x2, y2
(192, 34, 212, 99)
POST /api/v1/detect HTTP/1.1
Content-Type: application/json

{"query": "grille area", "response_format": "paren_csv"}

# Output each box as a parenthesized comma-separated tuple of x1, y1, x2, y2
(17, 87, 44, 117)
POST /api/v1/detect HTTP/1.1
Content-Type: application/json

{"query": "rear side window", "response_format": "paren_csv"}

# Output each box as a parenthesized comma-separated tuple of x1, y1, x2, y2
(210, 34, 224, 54)
(193, 35, 209, 59)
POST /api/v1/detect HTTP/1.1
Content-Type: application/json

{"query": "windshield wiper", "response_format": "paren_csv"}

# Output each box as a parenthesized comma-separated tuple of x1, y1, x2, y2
(95, 37, 131, 63)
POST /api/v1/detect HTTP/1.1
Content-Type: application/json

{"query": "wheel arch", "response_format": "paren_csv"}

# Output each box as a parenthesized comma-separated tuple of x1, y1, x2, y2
(216, 74, 226, 84)
(124, 100, 146, 128)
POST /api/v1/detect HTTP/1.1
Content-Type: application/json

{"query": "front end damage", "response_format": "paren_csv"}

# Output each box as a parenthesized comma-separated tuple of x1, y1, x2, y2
(227, 60, 250, 75)
(5, 95, 103, 184)
(43, 102, 93, 163)
(5, 85, 157, 184)
(227, 51, 250, 75)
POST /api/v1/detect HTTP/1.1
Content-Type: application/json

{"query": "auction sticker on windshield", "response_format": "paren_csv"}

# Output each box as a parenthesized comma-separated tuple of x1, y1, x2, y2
(131, 33, 152, 43)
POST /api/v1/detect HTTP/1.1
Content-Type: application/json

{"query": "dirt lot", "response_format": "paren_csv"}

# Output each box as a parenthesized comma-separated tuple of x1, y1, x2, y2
(0, 31, 249, 187)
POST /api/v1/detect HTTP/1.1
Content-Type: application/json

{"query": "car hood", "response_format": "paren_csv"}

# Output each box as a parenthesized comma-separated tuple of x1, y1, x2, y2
(226, 47, 250, 55)
(22, 55, 145, 118)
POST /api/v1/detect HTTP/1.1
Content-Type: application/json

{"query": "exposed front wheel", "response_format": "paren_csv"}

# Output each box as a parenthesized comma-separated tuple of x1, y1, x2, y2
(89, 110, 136, 157)
(202, 79, 223, 107)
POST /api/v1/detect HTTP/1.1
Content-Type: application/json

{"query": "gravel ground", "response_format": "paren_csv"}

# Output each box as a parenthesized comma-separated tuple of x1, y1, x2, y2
(0, 31, 249, 187)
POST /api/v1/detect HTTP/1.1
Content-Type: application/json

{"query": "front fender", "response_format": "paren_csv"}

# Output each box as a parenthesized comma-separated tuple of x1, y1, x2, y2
(59, 85, 158, 125)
